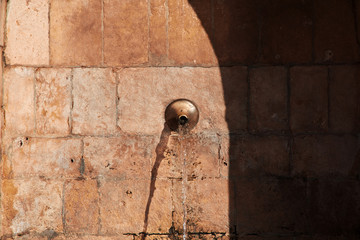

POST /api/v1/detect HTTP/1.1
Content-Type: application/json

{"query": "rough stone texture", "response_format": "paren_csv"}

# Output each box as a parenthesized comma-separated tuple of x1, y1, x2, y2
(117, 67, 246, 135)
(173, 178, 229, 233)
(64, 180, 99, 234)
(314, 0, 359, 62)
(357, 0, 360, 45)
(2, 179, 63, 235)
(83, 136, 155, 179)
(72, 68, 117, 135)
(307, 179, 360, 235)
(5, 0, 49, 65)
(104, 0, 148, 66)
(3, 67, 35, 136)
(35, 68, 72, 135)
(249, 67, 287, 131)
(0, 0, 6, 46)
(290, 67, 328, 132)
(234, 177, 307, 234)
(50, 0, 102, 66)
(228, 136, 289, 177)
(156, 133, 221, 179)
(213, 0, 258, 64)
(8, 137, 82, 179)
(168, 0, 216, 65)
(260, 0, 312, 64)
(2, 0, 360, 238)
(99, 179, 172, 234)
(292, 135, 359, 177)
(149, 0, 167, 65)
(221, 67, 248, 132)
(53, 235, 133, 240)
(329, 65, 360, 132)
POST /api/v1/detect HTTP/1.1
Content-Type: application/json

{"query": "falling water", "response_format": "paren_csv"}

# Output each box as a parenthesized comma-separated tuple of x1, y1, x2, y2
(178, 125, 189, 240)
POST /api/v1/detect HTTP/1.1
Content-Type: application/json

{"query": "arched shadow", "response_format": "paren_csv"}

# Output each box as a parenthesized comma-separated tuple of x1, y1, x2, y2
(187, 0, 259, 237)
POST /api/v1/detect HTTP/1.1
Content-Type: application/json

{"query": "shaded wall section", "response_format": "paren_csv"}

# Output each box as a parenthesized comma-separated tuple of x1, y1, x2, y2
(0, 0, 359, 240)
(188, 0, 360, 238)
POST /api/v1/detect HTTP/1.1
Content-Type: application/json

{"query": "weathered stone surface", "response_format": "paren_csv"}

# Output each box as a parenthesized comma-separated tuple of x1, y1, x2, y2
(50, 0, 102, 66)
(260, 0, 312, 64)
(314, 0, 359, 62)
(293, 135, 359, 177)
(226, 135, 289, 177)
(14, 235, 48, 240)
(149, 0, 167, 65)
(173, 178, 229, 233)
(5, 0, 49, 65)
(307, 179, 360, 235)
(234, 177, 307, 233)
(156, 133, 221, 179)
(2, 179, 63, 235)
(117, 67, 246, 135)
(357, 0, 360, 46)
(99, 179, 172, 234)
(72, 68, 117, 135)
(3, 67, 35, 136)
(213, 0, 258, 64)
(65, 179, 99, 234)
(104, 0, 148, 66)
(0, 0, 6, 46)
(168, 0, 216, 65)
(249, 67, 288, 131)
(53, 235, 133, 240)
(35, 68, 72, 135)
(8, 137, 82, 179)
(290, 66, 328, 132)
(83, 136, 156, 179)
(329, 65, 360, 132)
(221, 67, 248, 132)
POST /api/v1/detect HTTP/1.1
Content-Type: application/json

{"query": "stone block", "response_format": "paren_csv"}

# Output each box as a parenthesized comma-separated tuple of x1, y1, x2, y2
(2, 179, 63, 235)
(64, 179, 99, 234)
(228, 135, 290, 177)
(172, 178, 229, 233)
(156, 133, 221, 179)
(329, 65, 360, 132)
(35, 68, 72, 135)
(8, 137, 82, 179)
(83, 136, 156, 179)
(260, 0, 312, 63)
(149, 0, 167, 65)
(314, 0, 359, 62)
(168, 0, 216, 65)
(72, 68, 117, 135)
(213, 0, 258, 64)
(290, 67, 328, 132)
(103, 0, 148, 66)
(99, 179, 172, 234)
(3, 67, 35, 136)
(307, 179, 360, 235)
(249, 67, 288, 131)
(50, 0, 102, 66)
(292, 135, 359, 177)
(5, 0, 49, 65)
(233, 177, 307, 233)
(0, 0, 6, 46)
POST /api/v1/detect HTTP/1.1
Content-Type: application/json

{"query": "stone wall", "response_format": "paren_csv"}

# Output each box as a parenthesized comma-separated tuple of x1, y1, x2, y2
(0, 0, 359, 239)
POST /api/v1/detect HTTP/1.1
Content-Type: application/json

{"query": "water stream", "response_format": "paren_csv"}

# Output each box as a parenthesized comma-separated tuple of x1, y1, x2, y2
(178, 126, 190, 240)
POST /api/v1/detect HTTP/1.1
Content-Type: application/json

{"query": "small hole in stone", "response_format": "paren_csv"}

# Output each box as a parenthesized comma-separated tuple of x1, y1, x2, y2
(25, 137, 29, 141)
(70, 159, 74, 163)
